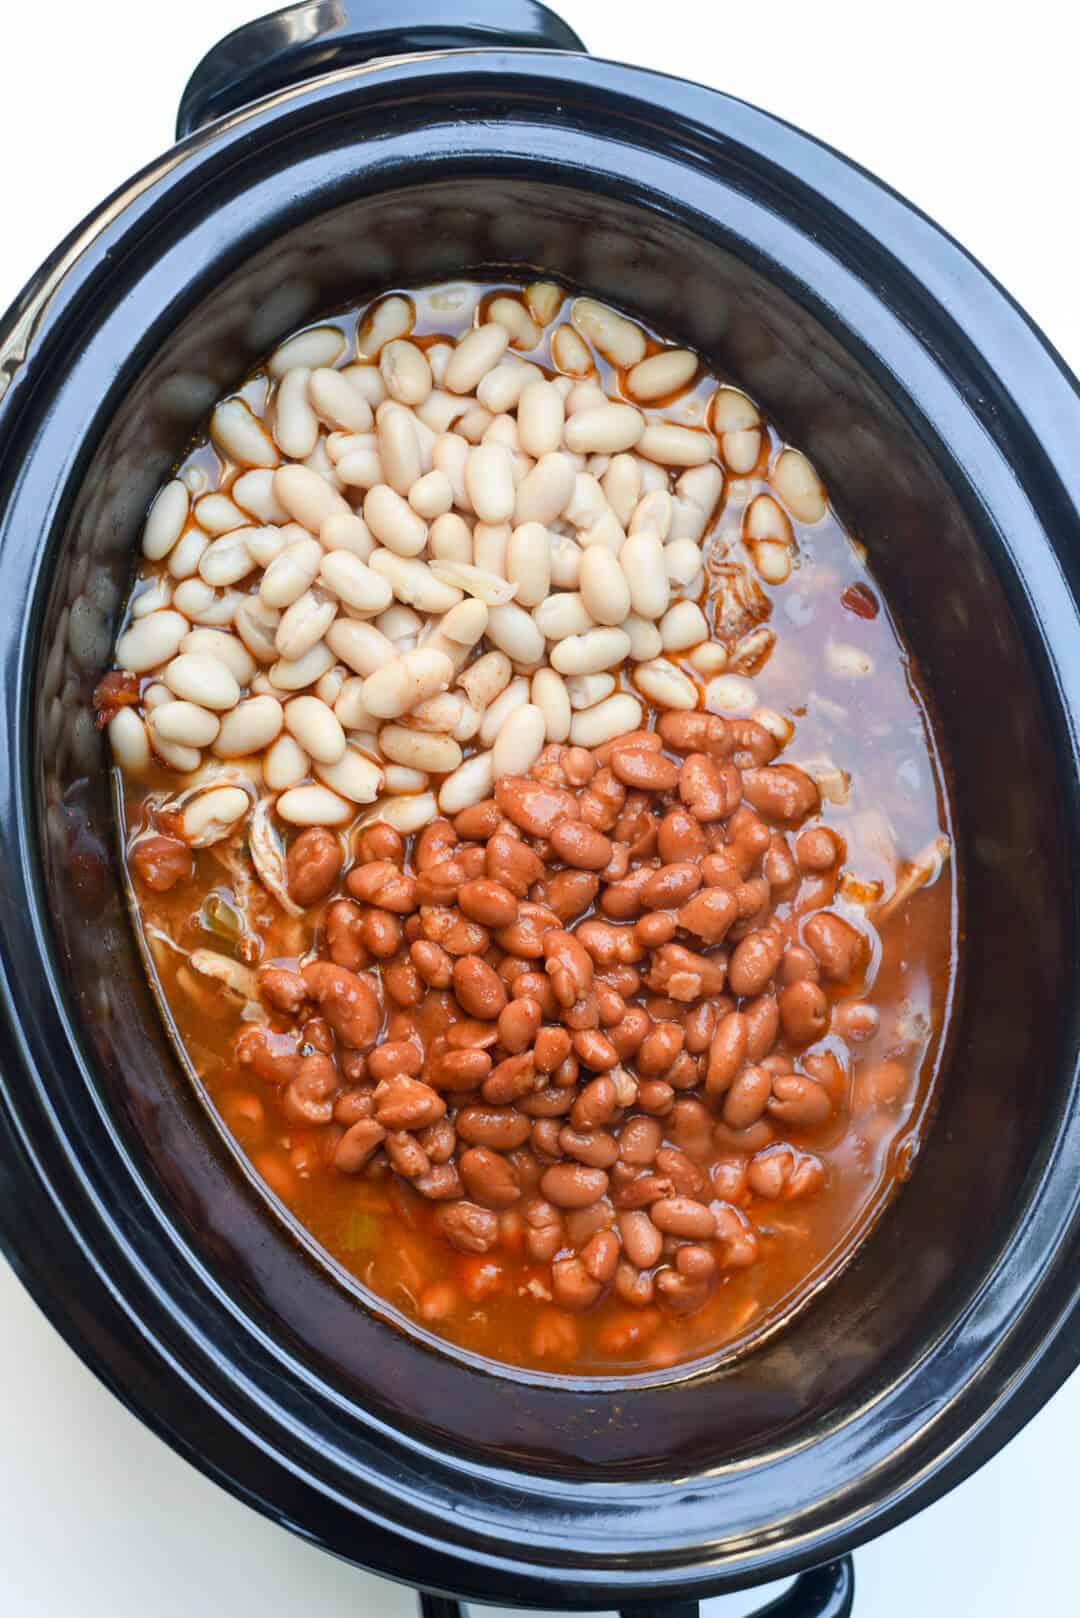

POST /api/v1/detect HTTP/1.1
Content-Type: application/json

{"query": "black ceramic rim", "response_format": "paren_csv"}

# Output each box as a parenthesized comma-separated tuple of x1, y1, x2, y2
(1, 49, 1080, 1607)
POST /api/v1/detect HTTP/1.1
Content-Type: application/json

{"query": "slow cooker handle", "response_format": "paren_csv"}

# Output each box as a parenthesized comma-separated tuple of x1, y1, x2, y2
(417, 1553, 855, 1618)
(175, 0, 587, 138)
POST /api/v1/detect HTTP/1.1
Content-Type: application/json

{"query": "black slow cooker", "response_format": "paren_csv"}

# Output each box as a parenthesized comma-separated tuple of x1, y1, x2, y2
(2, 4, 1079, 1615)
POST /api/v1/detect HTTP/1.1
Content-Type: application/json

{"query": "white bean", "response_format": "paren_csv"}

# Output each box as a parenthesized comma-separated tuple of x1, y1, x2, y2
(622, 613, 664, 662)
(375, 405, 422, 495)
(485, 602, 545, 665)
(427, 559, 515, 607)
(678, 463, 724, 514)
(264, 733, 310, 791)
(659, 600, 709, 651)
(369, 550, 463, 614)
(416, 389, 472, 433)
(664, 538, 704, 587)
(405, 469, 451, 520)
(515, 378, 565, 458)
(199, 532, 255, 588)
(438, 751, 495, 813)
(360, 484, 426, 557)
(308, 367, 374, 432)
(525, 281, 562, 325)
(770, 448, 828, 523)
(213, 695, 284, 757)
(625, 349, 698, 402)
(569, 693, 642, 747)
(164, 653, 241, 711)
(357, 296, 414, 358)
(108, 708, 151, 772)
(602, 454, 641, 529)
(284, 695, 346, 763)
(268, 641, 336, 691)
(629, 489, 673, 541)
(705, 674, 757, 715)
(579, 546, 631, 626)
(550, 626, 631, 676)
(326, 618, 396, 676)
(457, 405, 494, 444)
(549, 534, 583, 590)
(530, 667, 571, 741)
(410, 520, 462, 575)
(149, 700, 221, 748)
(637, 423, 713, 467)
(477, 359, 541, 414)
(564, 404, 645, 456)
(317, 511, 373, 561)
(379, 339, 432, 406)
(479, 676, 529, 746)
(305, 434, 346, 491)
(362, 647, 454, 718)
(721, 428, 763, 475)
(825, 641, 874, 678)
(142, 480, 190, 560)
(432, 433, 471, 510)
(752, 540, 792, 585)
(361, 791, 438, 834)
(333, 677, 371, 729)
(563, 473, 609, 531)
(142, 682, 172, 712)
(486, 296, 541, 349)
(533, 591, 594, 640)
(410, 692, 465, 732)
(458, 650, 512, 711)
(445, 323, 510, 393)
(181, 786, 249, 843)
(277, 784, 353, 826)
(274, 464, 350, 532)
(318, 549, 393, 613)
(313, 747, 384, 803)
(470, 523, 508, 577)
(167, 526, 209, 580)
(150, 732, 201, 772)
(579, 510, 625, 553)
(341, 364, 388, 407)
(464, 443, 514, 525)
(440, 597, 488, 646)
(634, 657, 698, 709)
(335, 446, 384, 490)
(637, 458, 669, 493)
(234, 598, 282, 663)
(231, 469, 289, 525)
(275, 588, 338, 660)
(551, 323, 593, 375)
(566, 673, 616, 710)
(514, 451, 576, 525)
(260, 535, 322, 608)
(243, 524, 287, 567)
(689, 642, 729, 676)
(376, 604, 424, 642)
(379, 726, 462, 773)
(210, 399, 279, 467)
(668, 496, 707, 544)
(273, 366, 318, 458)
(132, 577, 173, 618)
(491, 703, 545, 776)
(711, 388, 760, 432)
(384, 765, 429, 793)
(115, 610, 189, 674)
(506, 522, 551, 608)
(180, 628, 255, 685)
(571, 298, 646, 367)
(620, 533, 670, 619)
(269, 326, 344, 377)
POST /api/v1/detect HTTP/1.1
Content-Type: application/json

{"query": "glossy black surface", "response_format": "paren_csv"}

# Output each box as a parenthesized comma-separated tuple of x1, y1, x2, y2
(1, 14, 1079, 1615)
(176, 0, 586, 137)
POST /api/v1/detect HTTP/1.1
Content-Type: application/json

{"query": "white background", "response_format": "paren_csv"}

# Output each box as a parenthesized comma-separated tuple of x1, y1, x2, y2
(2, 2, 1078, 1614)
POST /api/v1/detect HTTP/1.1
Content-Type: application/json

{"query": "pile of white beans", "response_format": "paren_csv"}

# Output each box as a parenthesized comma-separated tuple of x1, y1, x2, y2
(107, 282, 829, 838)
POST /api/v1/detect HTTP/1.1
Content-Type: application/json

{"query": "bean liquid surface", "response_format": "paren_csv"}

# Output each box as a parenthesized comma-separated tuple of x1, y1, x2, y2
(108, 280, 957, 1377)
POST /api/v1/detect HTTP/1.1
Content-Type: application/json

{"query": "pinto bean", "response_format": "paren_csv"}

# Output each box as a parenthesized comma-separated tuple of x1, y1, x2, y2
(415, 1163, 465, 1200)
(728, 927, 783, 998)
(650, 1197, 717, 1239)
(559, 1126, 620, 1168)
(302, 961, 380, 1048)
(367, 1040, 423, 1081)
(524, 1197, 564, 1262)
(658, 711, 732, 757)
(485, 831, 543, 896)
(373, 1075, 445, 1129)
(740, 764, 819, 824)
(570, 1073, 618, 1130)
(779, 979, 830, 1045)
(459, 1147, 522, 1207)
(459, 878, 518, 928)
(386, 1130, 431, 1179)
(543, 868, 600, 922)
(641, 862, 701, 909)
(482, 1051, 539, 1103)
(618, 1209, 663, 1268)
(677, 886, 738, 944)
(495, 777, 579, 837)
(282, 1054, 338, 1126)
(609, 747, 679, 791)
(258, 965, 309, 1015)
(287, 827, 343, 905)
(769, 1072, 834, 1127)
(334, 1118, 387, 1172)
(657, 808, 707, 864)
(452, 955, 507, 1018)
(436, 1200, 499, 1253)
(747, 1143, 825, 1201)
(552, 1256, 604, 1311)
(355, 823, 404, 865)
(803, 911, 867, 982)
(655, 1146, 707, 1197)
(722, 1064, 773, 1129)
(679, 753, 739, 821)
(541, 1162, 610, 1209)
(795, 826, 840, 871)
(410, 937, 454, 987)
(544, 928, 594, 1006)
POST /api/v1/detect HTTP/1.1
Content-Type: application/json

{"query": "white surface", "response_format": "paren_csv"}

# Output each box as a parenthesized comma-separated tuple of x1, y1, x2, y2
(2, 2, 1077, 1614)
